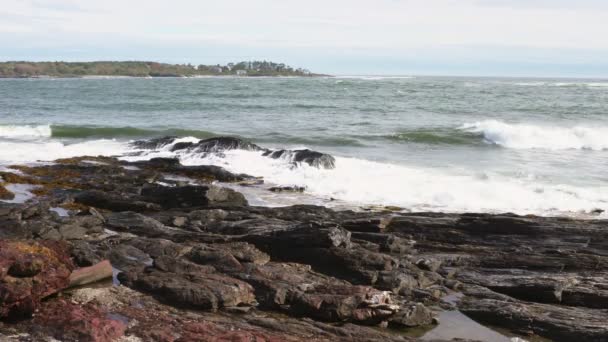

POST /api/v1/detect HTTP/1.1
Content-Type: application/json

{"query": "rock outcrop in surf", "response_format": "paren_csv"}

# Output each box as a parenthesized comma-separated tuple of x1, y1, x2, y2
(132, 136, 337, 169)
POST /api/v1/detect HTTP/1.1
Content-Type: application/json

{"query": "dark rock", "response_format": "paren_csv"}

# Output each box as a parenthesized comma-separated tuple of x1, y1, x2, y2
(70, 240, 102, 267)
(4, 157, 608, 341)
(129, 157, 254, 182)
(170, 141, 194, 151)
(118, 268, 256, 311)
(140, 184, 210, 208)
(105, 211, 175, 238)
(388, 303, 434, 327)
(131, 136, 177, 149)
(191, 137, 264, 153)
(460, 290, 608, 342)
(342, 217, 393, 233)
(263, 149, 336, 169)
(188, 242, 270, 273)
(140, 184, 248, 209)
(416, 258, 442, 272)
(108, 244, 153, 271)
(269, 186, 306, 193)
(74, 190, 161, 212)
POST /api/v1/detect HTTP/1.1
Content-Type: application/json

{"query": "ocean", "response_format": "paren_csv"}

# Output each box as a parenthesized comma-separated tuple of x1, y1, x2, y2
(1, 76, 607, 217)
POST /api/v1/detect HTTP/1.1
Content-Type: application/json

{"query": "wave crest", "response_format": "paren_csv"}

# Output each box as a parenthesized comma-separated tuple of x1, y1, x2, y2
(461, 120, 608, 151)
(0, 125, 52, 139)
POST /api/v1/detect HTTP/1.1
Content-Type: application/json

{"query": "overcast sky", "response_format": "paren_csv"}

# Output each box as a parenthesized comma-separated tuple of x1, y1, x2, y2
(2, 0, 608, 76)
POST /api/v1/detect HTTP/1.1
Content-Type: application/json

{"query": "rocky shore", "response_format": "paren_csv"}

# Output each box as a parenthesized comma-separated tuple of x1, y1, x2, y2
(0, 138, 607, 342)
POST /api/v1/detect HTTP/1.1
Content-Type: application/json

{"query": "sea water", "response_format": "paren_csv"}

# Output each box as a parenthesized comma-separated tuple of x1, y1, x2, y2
(1, 76, 607, 217)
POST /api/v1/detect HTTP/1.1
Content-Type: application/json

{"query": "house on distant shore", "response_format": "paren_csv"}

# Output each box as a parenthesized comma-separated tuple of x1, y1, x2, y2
(210, 66, 223, 73)
(236, 70, 247, 76)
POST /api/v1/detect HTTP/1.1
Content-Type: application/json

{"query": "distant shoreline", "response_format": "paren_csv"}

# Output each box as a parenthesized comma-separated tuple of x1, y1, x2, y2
(0, 74, 330, 79)
(0, 60, 327, 78)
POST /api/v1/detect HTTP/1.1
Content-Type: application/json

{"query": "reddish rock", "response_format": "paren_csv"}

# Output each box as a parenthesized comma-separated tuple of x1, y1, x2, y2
(0, 240, 74, 319)
(33, 299, 126, 342)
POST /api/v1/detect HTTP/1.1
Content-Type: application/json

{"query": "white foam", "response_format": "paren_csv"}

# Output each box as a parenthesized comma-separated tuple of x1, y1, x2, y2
(511, 81, 608, 88)
(0, 125, 52, 139)
(0, 139, 132, 164)
(121, 148, 608, 217)
(552, 82, 608, 88)
(513, 82, 546, 86)
(461, 120, 608, 150)
(333, 76, 415, 80)
(1, 134, 605, 217)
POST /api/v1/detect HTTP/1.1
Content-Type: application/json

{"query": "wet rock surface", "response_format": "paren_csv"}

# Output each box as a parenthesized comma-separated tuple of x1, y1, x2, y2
(132, 136, 337, 169)
(0, 155, 606, 341)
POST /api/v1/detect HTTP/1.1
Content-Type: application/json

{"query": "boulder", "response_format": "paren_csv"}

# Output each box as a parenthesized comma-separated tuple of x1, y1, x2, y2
(140, 184, 248, 209)
(0, 240, 74, 319)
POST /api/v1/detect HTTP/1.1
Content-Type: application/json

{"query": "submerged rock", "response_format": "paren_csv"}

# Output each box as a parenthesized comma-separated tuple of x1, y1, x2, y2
(269, 185, 306, 193)
(132, 135, 337, 169)
(190, 137, 264, 153)
(130, 136, 178, 150)
(263, 149, 336, 169)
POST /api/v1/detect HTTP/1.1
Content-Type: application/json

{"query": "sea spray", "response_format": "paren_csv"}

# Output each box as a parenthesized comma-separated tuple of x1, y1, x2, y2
(123, 145, 608, 217)
(460, 120, 608, 150)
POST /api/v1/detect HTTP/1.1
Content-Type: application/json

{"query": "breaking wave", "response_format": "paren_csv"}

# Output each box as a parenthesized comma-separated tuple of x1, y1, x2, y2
(0, 131, 605, 217)
(0, 125, 52, 139)
(119, 138, 608, 217)
(461, 120, 608, 151)
(3, 122, 607, 151)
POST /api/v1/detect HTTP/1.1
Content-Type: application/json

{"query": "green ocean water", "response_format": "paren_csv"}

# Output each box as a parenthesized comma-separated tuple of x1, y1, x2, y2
(1, 76, 607, 215)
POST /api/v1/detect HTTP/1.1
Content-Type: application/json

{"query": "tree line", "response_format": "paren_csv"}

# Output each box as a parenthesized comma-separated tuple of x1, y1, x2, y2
(0, 61, 320, 78)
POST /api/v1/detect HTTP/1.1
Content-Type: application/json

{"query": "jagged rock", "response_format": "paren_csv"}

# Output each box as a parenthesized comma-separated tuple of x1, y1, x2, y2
(416, 258, 442, 272)
(190, 137, 264, 153)
(105, 211, 175, 238)
(269, 186, 305, 193)
(342, 217, 393, 233)
(131, 136, 178, 149)
(74, 190, 161, 212)
(133, 136, 336, 169)
(140, 184, 248, 209)
(263, 149, 336, 169)
(70, 240, 102, 267)
(460, 291, 608, 342)
(118, 267, 256, 311)
(3, 157, 608, 341)
(129, 157, 254, 182)
(389, 303, 434, 327)
(188, 242, 271, 272)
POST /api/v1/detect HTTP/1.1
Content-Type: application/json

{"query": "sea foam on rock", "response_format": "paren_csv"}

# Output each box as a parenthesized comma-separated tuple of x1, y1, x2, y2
(131, 136, 337, 169)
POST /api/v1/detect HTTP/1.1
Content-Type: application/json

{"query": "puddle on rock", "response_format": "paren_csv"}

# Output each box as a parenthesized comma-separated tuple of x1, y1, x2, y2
(50, 207, 70, 217)
(112, 267, 123, 286)
(0, 184, 39, 204)
(421, 310, 513, 341)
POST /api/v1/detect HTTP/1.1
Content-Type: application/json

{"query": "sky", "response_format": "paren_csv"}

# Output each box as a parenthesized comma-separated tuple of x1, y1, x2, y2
(1, 0, 608, 77)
